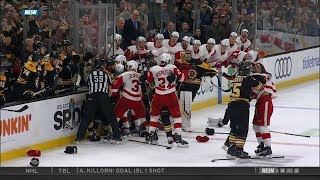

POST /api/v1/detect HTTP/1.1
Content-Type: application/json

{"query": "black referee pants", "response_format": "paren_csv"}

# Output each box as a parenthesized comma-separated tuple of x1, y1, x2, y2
(76, 93, 120, 140)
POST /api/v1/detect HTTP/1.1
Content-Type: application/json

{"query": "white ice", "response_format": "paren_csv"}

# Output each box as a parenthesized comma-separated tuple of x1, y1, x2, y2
(2, 80, 319, 167)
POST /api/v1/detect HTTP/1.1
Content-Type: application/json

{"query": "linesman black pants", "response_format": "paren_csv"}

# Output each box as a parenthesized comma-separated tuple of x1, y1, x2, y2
(229, 101, 250, 138)
(76, 92, 120, 140)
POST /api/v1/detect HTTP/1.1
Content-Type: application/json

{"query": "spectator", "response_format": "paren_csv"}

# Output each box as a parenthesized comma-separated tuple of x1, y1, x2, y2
(218, 14, 232, 40)
(22, 38, 34, 63)
(205, 14, 224, 43)
(138, 3, 149, 37)
(200, 4, 212, 31)
(194, 28, 206, 44)
(119, 1, 132, 20)
(179, 22, 193, 42)
(122, 10, 143, 50)
(116, 16, 125, 37)
(160, 2, 170, 31)
(238, 14, 254, 37)
(176, 1, 193, 33)
(163, 22, 175, 39)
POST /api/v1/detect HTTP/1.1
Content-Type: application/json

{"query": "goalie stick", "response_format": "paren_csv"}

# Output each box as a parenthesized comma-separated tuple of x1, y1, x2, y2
(211, 155, 284, 162)
(128, 139, 172, 149)
(2, 105, 29, 113)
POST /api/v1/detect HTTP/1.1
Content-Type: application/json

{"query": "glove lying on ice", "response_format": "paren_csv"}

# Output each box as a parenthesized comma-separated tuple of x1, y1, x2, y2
(207, 117, 225, 127)
(196, 136, 209, 142)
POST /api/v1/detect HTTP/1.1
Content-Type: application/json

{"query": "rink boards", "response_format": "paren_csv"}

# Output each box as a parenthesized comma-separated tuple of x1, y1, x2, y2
(0, 47, 319, 162)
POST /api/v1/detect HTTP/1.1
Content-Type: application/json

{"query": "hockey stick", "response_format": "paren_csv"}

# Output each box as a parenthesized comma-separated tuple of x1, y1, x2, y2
(209, 75, 231, 92)
(2, 105, 29, 113)
(211, 155, 284, 162)
(33, 88, 47, 96)
(128, 139, 172, 149)
(270, 130, 311, 138)
(183, 129, 229, 135)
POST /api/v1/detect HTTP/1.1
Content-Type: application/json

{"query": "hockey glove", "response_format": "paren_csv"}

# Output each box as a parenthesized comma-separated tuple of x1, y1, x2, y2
(139, 74, 147, 83)
(167, 72, 176, 83)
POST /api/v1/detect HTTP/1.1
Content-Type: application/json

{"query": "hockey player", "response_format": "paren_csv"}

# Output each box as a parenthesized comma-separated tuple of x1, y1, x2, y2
(124, 36, 149, 61)
(146, 34, 168, 57)
(225, 62, 266, 159)
(251, 63, 277, 156)
(199, 38, 216, 61)
(191, 40, 203, 60)
(221, 32, 238, 58)
(228, 50, 253, 68)
(236, 29, 251, 52)
(112, 60, 146, 137)
(181, 36, 193, 51)
(141, 53, 188, 147)
(163, 31, 183, 63)
(206, 40, 229, 69)
(114, 34, 124, 56)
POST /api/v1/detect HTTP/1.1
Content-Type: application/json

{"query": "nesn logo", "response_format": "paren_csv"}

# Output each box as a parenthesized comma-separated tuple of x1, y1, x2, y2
(22, 9, 40, 16)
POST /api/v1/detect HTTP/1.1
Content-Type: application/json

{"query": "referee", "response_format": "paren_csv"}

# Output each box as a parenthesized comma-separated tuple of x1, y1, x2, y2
(76, 58, 121, 143)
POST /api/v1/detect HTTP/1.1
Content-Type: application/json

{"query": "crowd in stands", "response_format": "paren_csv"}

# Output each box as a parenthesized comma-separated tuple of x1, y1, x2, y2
(0, 0, 319, 106)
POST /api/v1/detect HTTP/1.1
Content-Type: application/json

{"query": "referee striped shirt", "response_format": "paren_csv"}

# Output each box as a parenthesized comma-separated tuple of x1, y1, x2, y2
(87, 70, 112, 94)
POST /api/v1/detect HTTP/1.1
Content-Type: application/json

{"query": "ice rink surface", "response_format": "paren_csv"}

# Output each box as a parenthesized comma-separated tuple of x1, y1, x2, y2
(2, 80, 319, 167)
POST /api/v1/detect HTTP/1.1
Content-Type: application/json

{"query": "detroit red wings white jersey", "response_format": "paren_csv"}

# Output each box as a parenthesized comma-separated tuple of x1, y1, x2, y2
(146, 42, 169, 55)
(199, 44, 215, 60)
(229, 50, 248, 64)
(253, 73, 277, 99)
(114, 47, 124, 55)
(191, 48, 204, 60)
(163, 39, 183, 63)
(124, 45, 149, 61)
(207, 45, 229, 66)
(182, 44, 193, 51)
(236, 37, 251, 52)
(147, 64, 185, 95)
(221, 38, 238, 57)
(112, 71, 142, 101)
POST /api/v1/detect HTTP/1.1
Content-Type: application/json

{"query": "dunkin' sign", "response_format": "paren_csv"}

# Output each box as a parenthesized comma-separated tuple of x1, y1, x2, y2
(0, 114, 32, 137)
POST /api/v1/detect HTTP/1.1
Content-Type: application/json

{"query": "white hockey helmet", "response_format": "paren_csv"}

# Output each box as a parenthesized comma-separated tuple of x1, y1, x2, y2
(207, 38, 216, 45)
(193, 39, 201, 45)
(115, 55, 127, 64)
(115, 34, 122, 41)
(126, 60, 139, 71)
(230, 32, 238, 37)
(137, 36, 146, 42)
(115, 63, 125, 73)
(220, 39, 229, 47)
(160, 53, 172, 64)
(171, 31, 179, 38)
(155, 33, 164, 40)
(182, 36, 191, 43)
(241, 29, 249, 33)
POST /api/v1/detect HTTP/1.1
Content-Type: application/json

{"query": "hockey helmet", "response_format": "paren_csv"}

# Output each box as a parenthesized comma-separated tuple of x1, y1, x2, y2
(32, 51, 43, 62)
(171, 31, 179, 38)
(115, 34, 122, 41)
(115, 63, 125, 73)
(155, 33, 164, 40)
(238, 62, 251, 76)
(207, 38, 216, 45)
(94, 58, 106, 69)
(115, 55, 127, 64)
(33, 41, 47, 49)
(50, 51, 60, 59)
(137, 36, 146, 42)
(126, 60, 139, 71)
(160, 53, 172, 64)
(193, 39, 201, 45)
(241, 29, 249, 34)
(182, 36, 191, 43)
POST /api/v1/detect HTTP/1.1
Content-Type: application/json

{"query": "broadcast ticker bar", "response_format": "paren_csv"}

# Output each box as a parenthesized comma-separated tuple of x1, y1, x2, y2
(0, 167, 318, 175)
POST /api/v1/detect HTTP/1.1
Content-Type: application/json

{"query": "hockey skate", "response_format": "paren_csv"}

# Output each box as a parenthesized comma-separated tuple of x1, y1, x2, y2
(121, 128, 132, 139)
(173, 133, 188, 148)
(235, 149, 251, 159)
(167, 136, 174, 147)
(88, 133, 101, 142)
(255, 142, 265, 154)
(221, 140, 231, 151)
(146, 131, 158, 145)
(257, 146, 272, 157)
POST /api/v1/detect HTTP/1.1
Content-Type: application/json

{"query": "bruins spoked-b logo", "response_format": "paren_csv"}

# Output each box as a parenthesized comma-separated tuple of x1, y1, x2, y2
(274, 56, 292, 79)
(54, 98, 81, 131)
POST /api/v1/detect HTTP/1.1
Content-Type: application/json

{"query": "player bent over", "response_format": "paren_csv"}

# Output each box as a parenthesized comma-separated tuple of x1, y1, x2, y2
(251, 63, 277, 156)
(225, 62, 266, 159)
(141, 53, 188, 147)
(112, 60, 146, 137)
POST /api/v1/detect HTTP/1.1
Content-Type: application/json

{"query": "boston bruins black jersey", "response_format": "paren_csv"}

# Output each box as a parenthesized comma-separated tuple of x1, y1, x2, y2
(229, 75, 265, 102)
